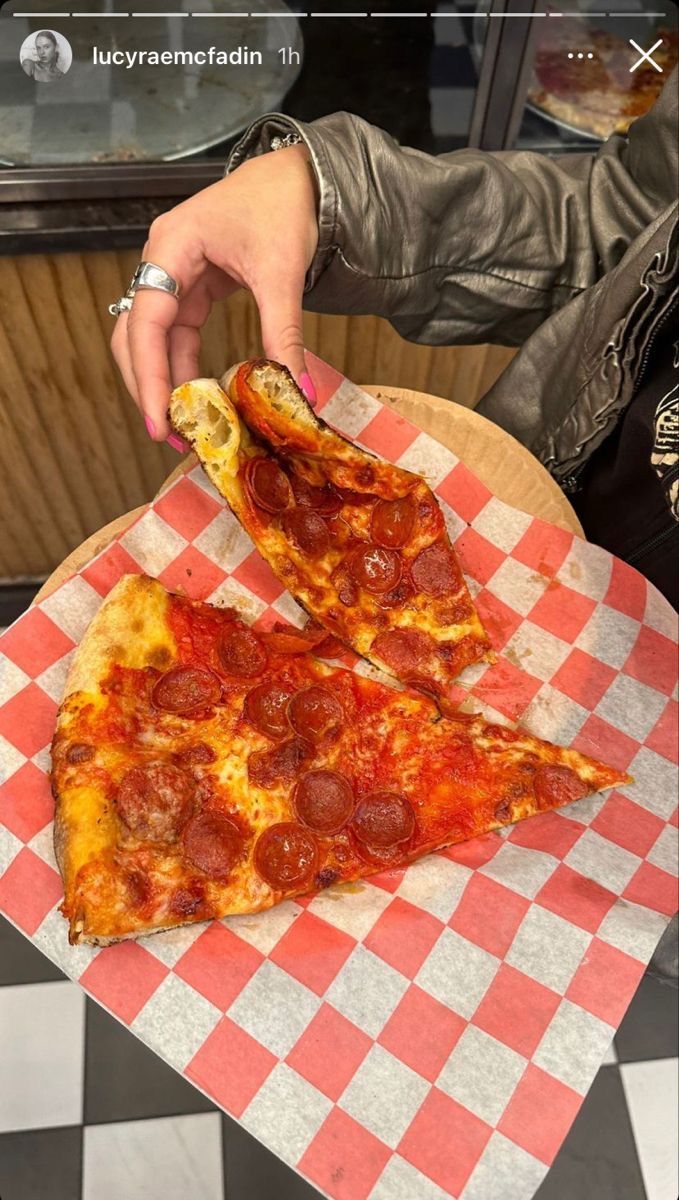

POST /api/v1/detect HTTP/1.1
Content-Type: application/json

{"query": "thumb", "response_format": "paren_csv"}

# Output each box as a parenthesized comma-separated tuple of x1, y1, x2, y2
(252, 274, 316, 406)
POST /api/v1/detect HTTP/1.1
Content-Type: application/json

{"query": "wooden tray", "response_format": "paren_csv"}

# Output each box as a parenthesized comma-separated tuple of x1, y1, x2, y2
(35, 385, 583, 604)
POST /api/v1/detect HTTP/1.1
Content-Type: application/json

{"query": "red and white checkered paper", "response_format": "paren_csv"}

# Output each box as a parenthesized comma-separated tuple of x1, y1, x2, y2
(1, 354, 677, 1200)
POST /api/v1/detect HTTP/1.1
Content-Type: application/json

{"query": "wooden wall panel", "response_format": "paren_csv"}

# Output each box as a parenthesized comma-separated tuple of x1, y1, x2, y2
(0, 248, 516, 580)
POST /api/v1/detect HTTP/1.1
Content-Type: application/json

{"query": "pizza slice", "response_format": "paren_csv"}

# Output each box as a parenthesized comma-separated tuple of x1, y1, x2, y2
(52, 575, 628, 945)
(169, 360, 491, 696)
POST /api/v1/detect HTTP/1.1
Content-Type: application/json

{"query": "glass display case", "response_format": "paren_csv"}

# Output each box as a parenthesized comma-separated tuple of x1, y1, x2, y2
(470, 0, 678, 153)
(1, 0, 675, 251)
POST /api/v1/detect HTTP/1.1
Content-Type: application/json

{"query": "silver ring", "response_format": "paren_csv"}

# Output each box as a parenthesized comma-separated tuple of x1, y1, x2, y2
(108, 295, 133, 317)
(128, 260, 180, 300)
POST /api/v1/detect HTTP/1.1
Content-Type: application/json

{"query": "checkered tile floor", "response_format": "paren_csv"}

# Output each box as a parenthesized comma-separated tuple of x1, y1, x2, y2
(0, 907, 676, 1200)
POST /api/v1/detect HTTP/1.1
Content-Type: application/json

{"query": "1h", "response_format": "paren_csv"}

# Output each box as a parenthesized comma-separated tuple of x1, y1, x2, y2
(278, 46, 301, 66)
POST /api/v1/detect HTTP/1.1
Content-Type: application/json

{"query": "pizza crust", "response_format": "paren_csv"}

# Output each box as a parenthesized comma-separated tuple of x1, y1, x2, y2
(170, 362, 492, 693)
(52, 575, 178, 939)
(50, 576, 631, 945)
(61, 574, 176, 701)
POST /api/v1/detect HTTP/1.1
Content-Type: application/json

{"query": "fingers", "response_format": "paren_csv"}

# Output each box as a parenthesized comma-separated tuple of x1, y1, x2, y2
(110, 217, 207, 440)
(110, 311, 139, 407)
(253, 269, 316, 405)
(164, 324, 202, 451)
(111, 303, 188, 447)
(169, 324, 201, 390)
(298, 368, 318, 408)
(125, 289, 182, 440)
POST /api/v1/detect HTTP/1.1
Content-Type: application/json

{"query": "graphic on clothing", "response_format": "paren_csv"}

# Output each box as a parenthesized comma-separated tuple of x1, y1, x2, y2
(652, 359, 679, 521)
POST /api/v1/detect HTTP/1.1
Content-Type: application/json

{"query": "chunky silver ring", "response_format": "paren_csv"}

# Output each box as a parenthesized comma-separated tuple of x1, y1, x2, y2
(128, 260, 180, 299)
(108, 295, 134, 317)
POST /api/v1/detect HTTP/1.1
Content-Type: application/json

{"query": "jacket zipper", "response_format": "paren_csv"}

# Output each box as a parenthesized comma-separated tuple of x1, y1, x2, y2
(634, 294, 679, 393)
(626, 521, 678, 567)
(561, 294, 679, 496)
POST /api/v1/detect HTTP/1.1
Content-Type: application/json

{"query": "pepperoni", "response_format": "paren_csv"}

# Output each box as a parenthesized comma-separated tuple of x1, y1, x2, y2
(375, 574, 413, 610)
(66, 742, 95, 765)
(261, 629, 317, 656)
(261, 622, 341, 658)
(280, 620, 325, 643)
(311, 632, 344, 658)
(350, 544, 403, 594)
(248, 737, 314, 788)
(371, 628, 434, 674)
(333, 564, 359, 607)
(533, 765, 589, 809)
(153, 665, 221, 714)
(294, 770, 355, 834)
(176, 741, 216, 767)
(182, 811, 243, 879)
(411, 542, 462, 597)
(115, 763, 194, 843)
(296, 618, 343, 658)
(170, 881, 205, 917)
(245, 456, 292, 513)
(402, 673, 441, 699)
(244, 682, 293, 739)
(219, 626, 267, 678)
(351, 791, 415, 848)
(291, 476, 342, 515)
(288, 686, 344, 742)
(337, 487, 379, 507)
(371, 496, 416, 548)
(253, 822, 319, 890)
(282, 508, 330, 557)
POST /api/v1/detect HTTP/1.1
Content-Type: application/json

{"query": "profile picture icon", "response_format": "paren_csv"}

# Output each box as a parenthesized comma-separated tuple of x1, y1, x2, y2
(20, 29, 72, 84)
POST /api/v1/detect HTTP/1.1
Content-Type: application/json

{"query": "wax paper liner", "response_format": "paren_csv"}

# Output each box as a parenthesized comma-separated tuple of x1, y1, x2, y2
(0, 354, 677, 1200)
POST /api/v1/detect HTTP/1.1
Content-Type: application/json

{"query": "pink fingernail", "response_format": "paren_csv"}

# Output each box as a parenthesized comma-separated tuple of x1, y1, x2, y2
(144, 415, 156, 438)
(299, 371, 317, 408)
(167, 434, 188, 454)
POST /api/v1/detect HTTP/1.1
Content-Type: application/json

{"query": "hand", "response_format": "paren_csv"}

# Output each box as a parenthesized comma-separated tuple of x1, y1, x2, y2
(111, 142, 319, 444)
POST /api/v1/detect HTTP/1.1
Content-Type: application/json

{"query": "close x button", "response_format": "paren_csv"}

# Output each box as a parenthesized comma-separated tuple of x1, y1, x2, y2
(629, 38, 665, 73)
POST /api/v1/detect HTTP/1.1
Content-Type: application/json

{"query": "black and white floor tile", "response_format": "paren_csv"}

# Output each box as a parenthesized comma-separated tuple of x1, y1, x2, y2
(0, 910, 677, 1200)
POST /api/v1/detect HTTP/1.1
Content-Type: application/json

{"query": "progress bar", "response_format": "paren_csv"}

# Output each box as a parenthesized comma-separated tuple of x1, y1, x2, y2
(9, 9, 670, 17)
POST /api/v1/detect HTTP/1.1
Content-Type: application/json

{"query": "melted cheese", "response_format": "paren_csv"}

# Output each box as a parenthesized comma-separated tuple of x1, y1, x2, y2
(52, 578, 627, 944)
(170, 376, 490, 692)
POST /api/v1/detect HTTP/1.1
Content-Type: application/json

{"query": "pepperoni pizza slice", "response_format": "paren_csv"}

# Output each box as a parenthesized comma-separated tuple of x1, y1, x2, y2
(169, 360, 492, 696)
(52, 575, 628, 945)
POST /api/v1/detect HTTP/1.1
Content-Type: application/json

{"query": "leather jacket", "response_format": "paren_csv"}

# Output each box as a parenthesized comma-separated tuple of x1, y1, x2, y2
(227, 71, 678, 487)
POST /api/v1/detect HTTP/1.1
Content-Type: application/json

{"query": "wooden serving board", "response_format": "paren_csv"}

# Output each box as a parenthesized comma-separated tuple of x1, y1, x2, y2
(35, 385, 583, 604)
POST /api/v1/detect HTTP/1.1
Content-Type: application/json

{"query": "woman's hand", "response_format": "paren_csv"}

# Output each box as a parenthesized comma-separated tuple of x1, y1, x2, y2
(111, 142, 319, 444)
